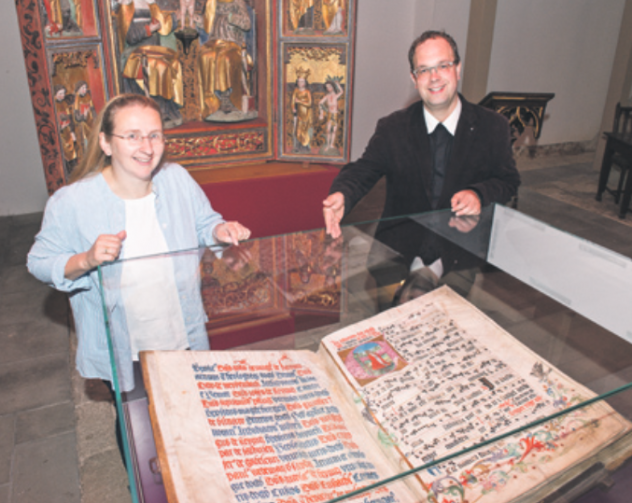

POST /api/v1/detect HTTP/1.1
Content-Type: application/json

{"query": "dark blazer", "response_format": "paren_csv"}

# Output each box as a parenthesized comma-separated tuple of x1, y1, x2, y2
(330, 95, 521, 222)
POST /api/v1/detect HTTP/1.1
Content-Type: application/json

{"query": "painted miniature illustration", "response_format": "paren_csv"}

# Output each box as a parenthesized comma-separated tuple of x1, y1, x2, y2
(339, 336, 408, 386)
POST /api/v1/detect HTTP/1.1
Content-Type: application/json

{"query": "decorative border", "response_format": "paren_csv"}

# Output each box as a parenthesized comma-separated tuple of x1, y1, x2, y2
(16, 0, 65, 194)
(165, 129, 268, 163)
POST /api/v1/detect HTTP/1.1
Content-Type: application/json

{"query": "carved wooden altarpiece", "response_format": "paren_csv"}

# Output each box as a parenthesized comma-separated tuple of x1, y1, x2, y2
(14, 0, 357, 194)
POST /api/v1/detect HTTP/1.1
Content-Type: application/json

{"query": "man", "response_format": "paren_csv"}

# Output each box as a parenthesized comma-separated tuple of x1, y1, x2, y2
(323, 30, 520, 239)
(322, 30, 520, 305)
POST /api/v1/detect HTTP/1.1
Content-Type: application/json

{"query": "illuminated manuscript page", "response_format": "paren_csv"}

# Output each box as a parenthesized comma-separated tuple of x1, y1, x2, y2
(141, 350, 419, 503)
(319, 286, 631, 503)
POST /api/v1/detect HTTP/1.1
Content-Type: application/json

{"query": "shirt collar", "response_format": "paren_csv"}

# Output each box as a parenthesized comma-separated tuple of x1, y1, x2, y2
(424, 96, 462, 136)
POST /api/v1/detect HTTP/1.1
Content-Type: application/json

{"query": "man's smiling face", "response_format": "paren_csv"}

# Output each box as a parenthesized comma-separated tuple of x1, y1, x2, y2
(411, 36, 461, 122)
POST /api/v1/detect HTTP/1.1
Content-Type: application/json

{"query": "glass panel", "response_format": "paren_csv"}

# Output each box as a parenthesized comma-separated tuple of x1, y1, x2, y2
(98, 204, 632, 503)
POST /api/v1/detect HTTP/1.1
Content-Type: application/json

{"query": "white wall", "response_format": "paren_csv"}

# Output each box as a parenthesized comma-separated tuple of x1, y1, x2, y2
(350, 0, 472, 160)
(412, 0, 471, 70)
(0, 2, 49, 216)
(489, 0, 625, 145)
(349, 0, 416, 159)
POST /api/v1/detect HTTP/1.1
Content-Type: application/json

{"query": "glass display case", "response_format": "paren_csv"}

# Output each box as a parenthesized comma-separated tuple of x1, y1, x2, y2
(97, 204, 632, 503)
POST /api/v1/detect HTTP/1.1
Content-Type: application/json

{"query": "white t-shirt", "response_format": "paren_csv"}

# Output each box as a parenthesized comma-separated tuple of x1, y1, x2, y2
(120, 193, 189, 360)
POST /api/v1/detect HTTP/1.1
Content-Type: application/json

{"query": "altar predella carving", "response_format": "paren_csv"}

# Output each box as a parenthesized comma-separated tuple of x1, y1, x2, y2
(14, 0, 357, 192)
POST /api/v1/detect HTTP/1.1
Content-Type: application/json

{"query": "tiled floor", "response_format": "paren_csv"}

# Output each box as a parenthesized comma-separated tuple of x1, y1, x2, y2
(1, 152, 631, 503)
(0, 213, 81, 503)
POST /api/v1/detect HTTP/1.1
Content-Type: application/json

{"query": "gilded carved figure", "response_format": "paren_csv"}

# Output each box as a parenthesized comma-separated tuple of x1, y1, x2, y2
(318, 78, 343, 153)
(114, 0, 184, 128)
(73, 81, 96, 156)
(180, 0, 196, 29)
(54, 85, 79, 174)
(289, 0, 313, 32)
(322, 0, 343, 34)
(291, 68, 313, 152)
(287, 0, 345, 34)
(197, 0, 256, 122)
(42, 0, 82, 36)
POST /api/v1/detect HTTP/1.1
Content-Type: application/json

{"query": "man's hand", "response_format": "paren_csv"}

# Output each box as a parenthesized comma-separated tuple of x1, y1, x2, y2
(448, 214, 480, 233)
(323, 192, 345, 239)
(451, 189, 481, 216)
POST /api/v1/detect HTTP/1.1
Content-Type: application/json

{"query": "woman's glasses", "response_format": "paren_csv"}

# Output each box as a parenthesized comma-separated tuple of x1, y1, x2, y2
(111, 131, 165, 145)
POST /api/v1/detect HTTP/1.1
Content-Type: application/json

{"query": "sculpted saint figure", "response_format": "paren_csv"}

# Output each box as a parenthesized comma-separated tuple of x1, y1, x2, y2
(198, 0, 255, 121)
(42, 0, 81, 35)
(73, 81, 96, 155)
(180, 0, 196, 29)
(289, 0, 313, 32)
(291, 69, 313, 152)
(115, 0, 184, 128)
(322, 0, 343, 34)
(54, 85, 79, 173)
(318, 79, 343, 153)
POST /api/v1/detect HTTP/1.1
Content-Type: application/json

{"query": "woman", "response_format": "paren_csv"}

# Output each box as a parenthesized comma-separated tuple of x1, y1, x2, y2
(27, 93, 251, 393)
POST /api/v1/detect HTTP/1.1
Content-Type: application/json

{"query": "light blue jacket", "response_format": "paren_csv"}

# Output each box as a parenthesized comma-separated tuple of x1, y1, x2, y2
(27, 163, 224, 391)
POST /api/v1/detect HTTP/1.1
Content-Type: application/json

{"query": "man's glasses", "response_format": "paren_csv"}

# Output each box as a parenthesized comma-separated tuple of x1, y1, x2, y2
(111, 131, 165, 145)
(412, 61, 456, 79)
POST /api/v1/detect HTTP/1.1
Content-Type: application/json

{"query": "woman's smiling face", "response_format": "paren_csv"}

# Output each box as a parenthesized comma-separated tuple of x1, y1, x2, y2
(99, 104, 165, 185)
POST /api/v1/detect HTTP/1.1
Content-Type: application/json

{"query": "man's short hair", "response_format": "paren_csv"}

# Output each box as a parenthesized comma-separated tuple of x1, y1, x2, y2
(408, 30, 461, 73)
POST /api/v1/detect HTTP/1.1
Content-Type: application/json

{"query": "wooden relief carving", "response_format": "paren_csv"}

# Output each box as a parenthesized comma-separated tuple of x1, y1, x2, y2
(50, 48, 105, 177)
(165, 129, 267, 161)
(479, 92, 555, 145)
(283, 0, 348, 37)
(40, 0, 99, 39)
(16, 0, 356, 191)
(108, 0, 264, 128)
(281, 43, 349, 161)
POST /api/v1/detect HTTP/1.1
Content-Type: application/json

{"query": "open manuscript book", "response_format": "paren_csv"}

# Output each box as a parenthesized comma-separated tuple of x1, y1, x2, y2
(141, 286, 632, 503)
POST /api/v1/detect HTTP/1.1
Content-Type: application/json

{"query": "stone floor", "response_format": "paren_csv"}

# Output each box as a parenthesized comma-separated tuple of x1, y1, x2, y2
(1, 151, 631, 503)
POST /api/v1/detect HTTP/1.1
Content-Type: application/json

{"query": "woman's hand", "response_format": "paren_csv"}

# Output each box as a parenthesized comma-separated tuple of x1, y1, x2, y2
(64, 230, 127, 280)
(214, 222, 251, 246)
(86, 231, 127, 268)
